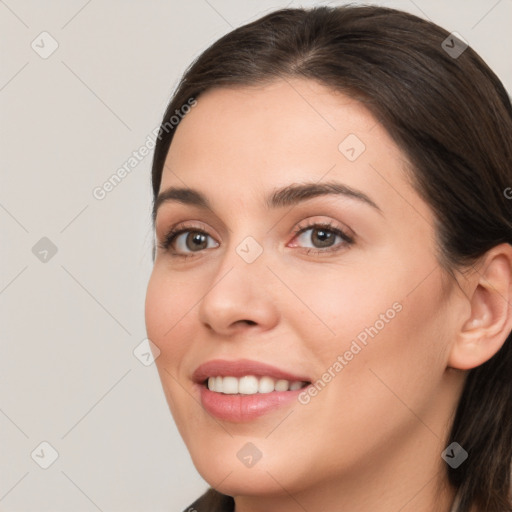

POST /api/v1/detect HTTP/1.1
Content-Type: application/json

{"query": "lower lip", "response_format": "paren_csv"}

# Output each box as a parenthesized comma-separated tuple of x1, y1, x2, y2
(197, 383, 308, 422)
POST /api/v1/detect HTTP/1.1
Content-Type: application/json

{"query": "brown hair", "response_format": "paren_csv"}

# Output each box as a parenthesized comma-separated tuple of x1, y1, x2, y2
(150, 5, 512, 511)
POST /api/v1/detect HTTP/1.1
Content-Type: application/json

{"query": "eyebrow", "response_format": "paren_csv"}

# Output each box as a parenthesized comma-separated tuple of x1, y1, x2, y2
(152, 181, 382, 223)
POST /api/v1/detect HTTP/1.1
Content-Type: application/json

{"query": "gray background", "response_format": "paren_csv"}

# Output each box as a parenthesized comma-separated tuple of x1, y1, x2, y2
(1, 0, 511, 510)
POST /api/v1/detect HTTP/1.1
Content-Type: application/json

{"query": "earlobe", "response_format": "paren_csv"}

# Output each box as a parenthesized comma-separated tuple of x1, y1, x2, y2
(448, 244, 512, 371)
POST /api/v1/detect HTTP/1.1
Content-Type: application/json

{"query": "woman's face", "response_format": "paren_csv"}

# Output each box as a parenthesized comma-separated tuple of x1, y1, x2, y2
(145, 79, 464, 502)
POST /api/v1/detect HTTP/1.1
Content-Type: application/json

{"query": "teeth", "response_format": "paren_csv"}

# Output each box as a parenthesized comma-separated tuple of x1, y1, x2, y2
(274, 379, 289, 392)
(239, 375, 259, 394)
(258, 376, 274, 393)
(223, 376, 239, 394)
(206, 375, 307, 394)
(289, 381, 303, 391)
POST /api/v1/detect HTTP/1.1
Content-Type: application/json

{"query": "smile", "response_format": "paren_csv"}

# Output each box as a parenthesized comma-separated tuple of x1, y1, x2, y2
(193, 359, 313, 422)
(205, 375, 310, 394)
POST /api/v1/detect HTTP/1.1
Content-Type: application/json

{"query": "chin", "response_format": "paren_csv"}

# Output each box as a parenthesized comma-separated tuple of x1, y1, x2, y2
(197, 464, 293, 497)
(187, 437, 314, 498)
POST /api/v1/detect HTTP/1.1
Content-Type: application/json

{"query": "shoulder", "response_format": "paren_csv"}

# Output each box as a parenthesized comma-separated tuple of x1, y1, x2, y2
(183, 488, 235, 512)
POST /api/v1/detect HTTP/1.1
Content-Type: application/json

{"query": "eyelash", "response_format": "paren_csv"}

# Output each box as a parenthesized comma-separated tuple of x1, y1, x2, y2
(157, 220, 354, 259)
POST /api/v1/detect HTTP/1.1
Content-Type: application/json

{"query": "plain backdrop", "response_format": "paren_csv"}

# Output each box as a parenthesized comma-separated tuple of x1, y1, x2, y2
(1, 0, 511, 510)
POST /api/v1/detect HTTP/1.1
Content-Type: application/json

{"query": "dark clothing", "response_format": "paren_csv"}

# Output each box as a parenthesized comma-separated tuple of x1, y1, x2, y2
(184, 488, 234, 512)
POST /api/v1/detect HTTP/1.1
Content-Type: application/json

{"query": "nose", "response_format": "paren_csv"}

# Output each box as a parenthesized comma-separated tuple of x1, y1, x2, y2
(197, 242, 280, 337)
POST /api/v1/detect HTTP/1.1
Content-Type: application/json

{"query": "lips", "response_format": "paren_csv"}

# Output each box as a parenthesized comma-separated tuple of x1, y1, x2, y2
(192, 358, 313, 422)
(192, 358, 312, 384)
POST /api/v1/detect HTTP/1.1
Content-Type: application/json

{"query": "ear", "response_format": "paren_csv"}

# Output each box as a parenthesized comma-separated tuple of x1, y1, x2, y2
(448, 243, 512, 371)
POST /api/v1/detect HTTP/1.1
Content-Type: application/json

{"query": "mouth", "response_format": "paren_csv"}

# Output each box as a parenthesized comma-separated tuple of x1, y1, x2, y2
(202, 375, 311, 394)
(192, 359, 313, 422)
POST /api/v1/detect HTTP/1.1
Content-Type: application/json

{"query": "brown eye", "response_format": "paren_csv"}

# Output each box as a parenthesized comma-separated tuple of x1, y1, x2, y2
(292, 223, 353, 253)
(161, 228, 219, 255)
(309, 228, 337, 248)
(183, 231, 209, 251)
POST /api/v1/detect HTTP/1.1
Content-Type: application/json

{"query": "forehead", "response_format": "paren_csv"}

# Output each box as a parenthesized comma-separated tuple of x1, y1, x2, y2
(159, 78, 431, 225)
(167, 80, 379, 173)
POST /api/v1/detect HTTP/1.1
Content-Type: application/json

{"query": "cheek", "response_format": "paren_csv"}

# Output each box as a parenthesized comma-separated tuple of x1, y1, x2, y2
(145, 268, 200, 429)
(277, 272, 449, 475)
(144, 267, 197, 369)
(286, 263, 403, 351)
(292, 261, 449, 417)
(145, 270, 173, 349)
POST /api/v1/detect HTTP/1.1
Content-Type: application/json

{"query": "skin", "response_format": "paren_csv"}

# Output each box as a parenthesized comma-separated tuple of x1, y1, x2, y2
(145, 78, 512, 512)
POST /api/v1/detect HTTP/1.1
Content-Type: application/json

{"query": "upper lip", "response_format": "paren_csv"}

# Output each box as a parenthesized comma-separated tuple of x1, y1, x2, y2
(192, 359, 312, 384)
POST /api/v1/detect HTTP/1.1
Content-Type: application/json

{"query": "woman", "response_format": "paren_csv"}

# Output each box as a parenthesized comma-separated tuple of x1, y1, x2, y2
(145, 5, 512, 512)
